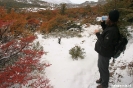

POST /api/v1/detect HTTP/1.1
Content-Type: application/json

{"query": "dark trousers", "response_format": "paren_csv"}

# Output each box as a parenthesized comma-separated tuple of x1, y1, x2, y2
(98, 54, 111, 87)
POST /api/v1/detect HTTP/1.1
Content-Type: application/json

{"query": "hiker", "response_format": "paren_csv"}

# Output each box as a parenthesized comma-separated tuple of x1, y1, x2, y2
(94, 10, 120, 88)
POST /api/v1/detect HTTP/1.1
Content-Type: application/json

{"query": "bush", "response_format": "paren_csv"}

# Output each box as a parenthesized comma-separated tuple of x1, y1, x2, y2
(46, 15, 70, 32)
(32, 41, 43, 51)
(69, 45, 85, 60)
(0, 18, 52, 88)
(127, 61, 133, 76)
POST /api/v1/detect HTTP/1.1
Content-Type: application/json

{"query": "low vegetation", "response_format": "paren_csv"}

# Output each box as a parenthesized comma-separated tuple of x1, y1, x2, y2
(0, 0, 133, 87)
(69, 45, 85, 60)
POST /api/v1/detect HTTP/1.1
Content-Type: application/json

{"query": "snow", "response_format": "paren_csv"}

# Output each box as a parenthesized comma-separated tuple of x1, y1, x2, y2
(21, 7, 47, 12)
(34, 25, 133, 88)
(41, 0, 72, 4)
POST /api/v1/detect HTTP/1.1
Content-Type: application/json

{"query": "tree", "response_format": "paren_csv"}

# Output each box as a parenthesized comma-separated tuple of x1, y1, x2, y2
(41, 15, 70, 32)
(101, 0, 133, 36)
(0, 7, 7, 19)
(26, 18, 40, 32)
(60, 3, 66, 15)
(83, 4, 92, 17)
(0, 8, 29, 37)
(0, 14, 52, 88)
(0, 36, 52, 88)
(116, 0, 133, 36)
(0, 20, 13, 43)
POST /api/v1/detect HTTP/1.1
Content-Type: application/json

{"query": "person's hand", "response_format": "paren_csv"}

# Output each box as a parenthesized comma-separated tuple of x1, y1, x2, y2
(94, 29, 100, 34)
(100, 20, 103, 22)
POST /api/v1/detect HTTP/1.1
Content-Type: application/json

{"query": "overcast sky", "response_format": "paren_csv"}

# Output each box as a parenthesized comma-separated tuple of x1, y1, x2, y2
(71, 0, 98, 4)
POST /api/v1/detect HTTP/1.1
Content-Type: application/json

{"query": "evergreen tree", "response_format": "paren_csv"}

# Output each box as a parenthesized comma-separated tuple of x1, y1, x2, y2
(117, 0, 133, 36)
(102, 0, 133, 37)
(60, 3, 66, 15)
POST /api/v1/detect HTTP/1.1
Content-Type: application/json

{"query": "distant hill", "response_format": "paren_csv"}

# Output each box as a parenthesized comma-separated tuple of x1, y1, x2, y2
(0, 0, 48, 9)
(42, 0, 71, 4)
(0, 0, 106, 10)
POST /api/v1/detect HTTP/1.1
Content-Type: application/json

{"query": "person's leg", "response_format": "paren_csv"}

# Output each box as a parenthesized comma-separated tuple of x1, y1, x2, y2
(98, 54, 111, 87)
(97, 55, 102, 83)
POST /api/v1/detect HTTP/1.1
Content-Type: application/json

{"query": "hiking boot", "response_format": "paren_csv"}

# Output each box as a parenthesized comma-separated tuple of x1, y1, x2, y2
(96, 78, 102, 84)
(97, 84, 108, 88)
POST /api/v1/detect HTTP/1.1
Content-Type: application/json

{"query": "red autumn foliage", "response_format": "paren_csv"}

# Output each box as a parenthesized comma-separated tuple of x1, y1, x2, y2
(0, 36, 36, 61)
(0, 35, 53, 88)
(30, 77, 52, 88)
(27, 18, 40, 25)
(26, 18, 41, 32)
(0, 20, 13, 28)
(0, 20, 5, 27)
(0, 20, 52, 88)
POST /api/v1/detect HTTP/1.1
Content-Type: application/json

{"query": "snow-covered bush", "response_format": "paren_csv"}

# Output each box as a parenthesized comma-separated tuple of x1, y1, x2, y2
(69, 45, 85, 60)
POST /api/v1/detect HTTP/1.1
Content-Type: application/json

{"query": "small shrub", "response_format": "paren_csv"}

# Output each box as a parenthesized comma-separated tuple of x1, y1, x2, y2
(69, 45, 85, 60)
(127, 61, 133, 76)
(32, 41, 43, 51)
(77, 34, 82, 38)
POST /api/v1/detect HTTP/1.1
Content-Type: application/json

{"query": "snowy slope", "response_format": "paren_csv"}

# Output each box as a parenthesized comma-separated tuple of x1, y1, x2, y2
(41, 0, 71, 4)
(34, 25, 133, 88)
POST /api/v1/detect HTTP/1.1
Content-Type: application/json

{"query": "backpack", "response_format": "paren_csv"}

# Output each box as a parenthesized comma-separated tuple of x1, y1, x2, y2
(113, 34, 128, 59)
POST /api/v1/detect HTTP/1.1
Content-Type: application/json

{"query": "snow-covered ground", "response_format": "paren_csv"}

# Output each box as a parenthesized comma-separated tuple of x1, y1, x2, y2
(35, 25, 133, 88)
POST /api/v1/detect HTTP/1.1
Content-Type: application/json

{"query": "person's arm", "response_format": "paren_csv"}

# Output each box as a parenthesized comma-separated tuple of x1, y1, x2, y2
(101, 21, 106, 30)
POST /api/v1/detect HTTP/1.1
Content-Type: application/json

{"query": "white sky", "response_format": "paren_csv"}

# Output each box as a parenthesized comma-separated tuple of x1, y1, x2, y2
(70, 0, 98, 4)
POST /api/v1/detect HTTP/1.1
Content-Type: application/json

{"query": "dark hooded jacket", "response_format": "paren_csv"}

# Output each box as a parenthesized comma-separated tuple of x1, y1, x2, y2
(95, 21, 120, 58)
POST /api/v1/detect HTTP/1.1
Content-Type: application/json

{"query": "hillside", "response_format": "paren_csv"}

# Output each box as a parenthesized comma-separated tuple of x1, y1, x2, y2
(0, 0, 48, 9)
(0, 0, 106, 10)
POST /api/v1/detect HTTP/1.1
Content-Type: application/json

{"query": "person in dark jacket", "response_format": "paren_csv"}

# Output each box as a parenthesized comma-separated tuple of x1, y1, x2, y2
(94, 10, 120, 88)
